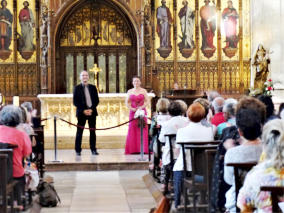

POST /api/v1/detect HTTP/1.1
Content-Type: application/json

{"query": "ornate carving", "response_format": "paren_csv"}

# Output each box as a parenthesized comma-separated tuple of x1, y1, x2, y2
(144, 3, 152, 66)
(60, 2, 132, 46)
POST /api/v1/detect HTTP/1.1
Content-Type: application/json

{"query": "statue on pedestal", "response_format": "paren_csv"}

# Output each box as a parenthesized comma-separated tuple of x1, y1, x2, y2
(253, 44, 270, 91)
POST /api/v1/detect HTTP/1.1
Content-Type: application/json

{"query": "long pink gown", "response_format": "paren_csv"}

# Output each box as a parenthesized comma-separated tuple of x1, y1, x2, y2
(125, 94, 149, 154)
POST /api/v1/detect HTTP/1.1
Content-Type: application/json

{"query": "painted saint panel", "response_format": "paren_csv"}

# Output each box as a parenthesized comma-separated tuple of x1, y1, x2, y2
(177, 0, 196, 60)
(221, 0, 239, 59)
(17, 0, 36, 62)
(0, 0, 13, 62)
(199, 0, 217, 60)
(155, 0, 173, 61)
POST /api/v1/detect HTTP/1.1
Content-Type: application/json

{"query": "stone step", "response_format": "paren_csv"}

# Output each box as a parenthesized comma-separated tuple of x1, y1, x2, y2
(44, 135, 126, 149)
(44, 149, 151, 172)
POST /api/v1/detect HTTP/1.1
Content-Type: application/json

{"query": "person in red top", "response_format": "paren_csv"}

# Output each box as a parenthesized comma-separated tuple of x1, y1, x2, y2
(0, 105, 32, 208)
(211, 96, 226, 126)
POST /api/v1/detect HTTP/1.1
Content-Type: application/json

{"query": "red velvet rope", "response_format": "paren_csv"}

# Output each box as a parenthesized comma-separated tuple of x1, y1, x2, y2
(58, 117, 136, 131)
(40, 116, 152, 130)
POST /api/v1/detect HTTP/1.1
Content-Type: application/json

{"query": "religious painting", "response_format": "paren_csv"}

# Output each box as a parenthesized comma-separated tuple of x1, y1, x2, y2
(222, 0, 239, 58)
(17, 0, 36, 60)
(200, 0, 217, 59)
(156, 0, 173, 59)
(178, 0, 195, 59)
(0, 0, 13, 61)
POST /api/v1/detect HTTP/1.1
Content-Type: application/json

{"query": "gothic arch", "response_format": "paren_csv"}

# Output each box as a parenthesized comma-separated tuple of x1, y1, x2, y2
(50, 0, 140, 93)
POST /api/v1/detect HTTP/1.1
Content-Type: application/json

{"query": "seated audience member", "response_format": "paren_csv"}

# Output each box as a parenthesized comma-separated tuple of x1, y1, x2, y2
(217, 98, 238, 138)
(224, 108, 263, 212)
(211, 96, 225, 127)
(193, 97, 211, 127)
(258, 95, 278, 123)
(21, 102, 35, 125)
(155, 98, 171, 126)
(278, 102, 284, 119)
(17, 107, 35, 135)
(175, 99, 188, 117)
(159, 101, 189, 193)
(237, 119, 284, 212)
(149, 98, 171, 172)
(207, 90, 220, 120)
(172, 102, 214, 209)
(236, 96, 266, 124)
(0, 105, 32, 208)
(210, 96, 266, 212)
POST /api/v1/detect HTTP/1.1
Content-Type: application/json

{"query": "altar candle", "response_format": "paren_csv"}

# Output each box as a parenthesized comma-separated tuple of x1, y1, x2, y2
(13, 96, 19, 106)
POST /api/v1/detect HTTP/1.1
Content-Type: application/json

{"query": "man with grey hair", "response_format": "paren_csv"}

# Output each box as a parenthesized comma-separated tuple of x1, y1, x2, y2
(73, 70, 99, 156)
(207, 90, 220, 103)
(211, 96, 225, 126)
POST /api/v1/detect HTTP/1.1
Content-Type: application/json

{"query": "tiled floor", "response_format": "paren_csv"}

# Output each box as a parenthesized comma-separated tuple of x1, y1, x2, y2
(39, 170, 156, 213)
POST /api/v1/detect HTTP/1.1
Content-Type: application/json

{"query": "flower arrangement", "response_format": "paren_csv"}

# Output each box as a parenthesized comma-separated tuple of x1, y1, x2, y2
(262, 79, 274, 97)
(249, 79, 274, 97)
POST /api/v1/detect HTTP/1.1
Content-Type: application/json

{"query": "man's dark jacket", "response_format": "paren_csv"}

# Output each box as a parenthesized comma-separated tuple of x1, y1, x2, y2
(73, 84, 99, 117)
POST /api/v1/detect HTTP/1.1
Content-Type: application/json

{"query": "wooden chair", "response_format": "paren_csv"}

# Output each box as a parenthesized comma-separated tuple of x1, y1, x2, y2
(32, 125, 45, 178)
(226, 162, 257, 212)
(164, 134, 176, 195)
(260, 186, 284, 213)
(151, 126, 161, 180)
(178, 141, 220, 213)
(205, 149, 217, 213)
(0, 150, 17, 213)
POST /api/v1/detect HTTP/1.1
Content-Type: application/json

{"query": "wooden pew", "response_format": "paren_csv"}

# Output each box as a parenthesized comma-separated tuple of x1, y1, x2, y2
(260, 186, 284, 213)
(0, 149, 17, 213)
(226, 162, 257, 212)
(205, 149, 217, 213)
(178, 141, 220, 213)
(32, 125, 45, 178)
(149, 126, 162, 180)
(163, 134, 176, 195)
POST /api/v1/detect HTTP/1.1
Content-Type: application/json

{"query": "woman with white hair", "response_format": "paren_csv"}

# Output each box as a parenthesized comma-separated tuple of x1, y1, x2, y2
(237, 119, 284, 212)
(217, 98, 238, 138)
(0, 105, 32, 209)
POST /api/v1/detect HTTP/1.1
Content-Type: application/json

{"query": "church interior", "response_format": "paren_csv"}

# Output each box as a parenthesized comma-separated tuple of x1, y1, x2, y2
(0, 0, 284, 212)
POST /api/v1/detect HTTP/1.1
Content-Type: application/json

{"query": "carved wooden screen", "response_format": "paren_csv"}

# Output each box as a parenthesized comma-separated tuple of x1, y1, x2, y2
(57, 0, 136, 93)
(152, 0, 251, 94)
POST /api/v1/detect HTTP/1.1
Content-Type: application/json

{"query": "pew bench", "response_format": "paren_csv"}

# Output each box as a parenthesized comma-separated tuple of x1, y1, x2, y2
(178, 141, 220, 213)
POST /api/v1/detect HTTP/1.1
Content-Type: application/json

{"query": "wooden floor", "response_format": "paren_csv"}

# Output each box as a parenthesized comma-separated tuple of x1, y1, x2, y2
(45, 149, 150, 171)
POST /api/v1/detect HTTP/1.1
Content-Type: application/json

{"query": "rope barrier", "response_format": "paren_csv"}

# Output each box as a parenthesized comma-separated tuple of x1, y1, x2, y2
(40, 115, 151, 130)
(41, 117, 50, 122)
(58, 117, 137, 131)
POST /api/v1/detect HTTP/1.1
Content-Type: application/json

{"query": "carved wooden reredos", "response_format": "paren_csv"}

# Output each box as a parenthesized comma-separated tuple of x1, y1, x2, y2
(0, 0, 251, 100)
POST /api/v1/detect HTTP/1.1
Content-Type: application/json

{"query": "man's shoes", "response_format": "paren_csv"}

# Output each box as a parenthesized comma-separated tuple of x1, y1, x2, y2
(91, 150, 99, 155)
(76, 152, 81, 156)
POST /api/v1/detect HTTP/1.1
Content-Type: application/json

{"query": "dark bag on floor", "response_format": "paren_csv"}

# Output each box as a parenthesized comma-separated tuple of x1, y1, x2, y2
(37, 180, 61, 207)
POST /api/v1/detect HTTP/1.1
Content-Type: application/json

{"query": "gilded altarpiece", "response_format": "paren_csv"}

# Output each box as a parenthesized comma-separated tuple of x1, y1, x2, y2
(154, 0, 251, 94)
(0, 0, 38, 98)
(56, 0, 136, 94)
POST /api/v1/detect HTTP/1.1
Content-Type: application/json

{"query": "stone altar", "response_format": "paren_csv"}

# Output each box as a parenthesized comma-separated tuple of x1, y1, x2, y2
(38, 93, 155, 149)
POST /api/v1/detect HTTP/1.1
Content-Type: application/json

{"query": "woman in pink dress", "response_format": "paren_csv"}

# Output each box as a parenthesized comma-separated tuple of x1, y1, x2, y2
(125, 76, 149, 154)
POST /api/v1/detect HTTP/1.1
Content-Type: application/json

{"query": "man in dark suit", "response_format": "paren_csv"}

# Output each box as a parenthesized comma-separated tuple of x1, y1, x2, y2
(73, 70, 99, 156)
